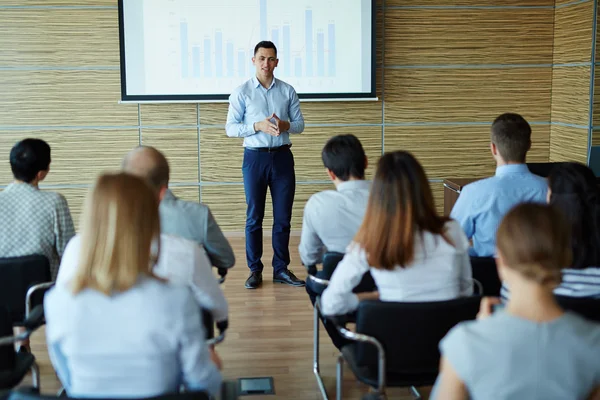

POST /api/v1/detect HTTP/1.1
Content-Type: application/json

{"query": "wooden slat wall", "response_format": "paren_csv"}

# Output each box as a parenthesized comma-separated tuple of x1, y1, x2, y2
(5, 1, 593, 233)
(550, 1, 594, 163)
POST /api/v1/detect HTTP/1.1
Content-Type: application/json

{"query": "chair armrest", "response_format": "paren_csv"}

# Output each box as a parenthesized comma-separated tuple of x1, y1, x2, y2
(217, 268, 228, 284)
(307, 274, 329, 286)
(23, 305, 45, 332)
(304, 263, 318, 276)
(472, 278, 484, 295)
(207, 319, 228, 346)
(26, 281, 54, 318)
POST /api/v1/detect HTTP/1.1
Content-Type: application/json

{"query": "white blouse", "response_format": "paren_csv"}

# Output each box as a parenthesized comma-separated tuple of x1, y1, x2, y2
(321, 220, 473, 316)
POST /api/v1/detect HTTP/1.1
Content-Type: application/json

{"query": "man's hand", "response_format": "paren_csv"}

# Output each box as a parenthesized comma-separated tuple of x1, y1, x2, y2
(254, 116, 280, 137)
(476, 297, 502, 320)
(270, 113, 291, 132)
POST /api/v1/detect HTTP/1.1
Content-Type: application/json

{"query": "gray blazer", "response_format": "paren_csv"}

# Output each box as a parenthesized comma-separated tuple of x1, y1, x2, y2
(159, 190, 235, 269)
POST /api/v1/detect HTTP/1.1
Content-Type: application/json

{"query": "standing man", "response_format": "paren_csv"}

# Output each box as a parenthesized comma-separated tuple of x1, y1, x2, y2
(226, 41, 305, 289)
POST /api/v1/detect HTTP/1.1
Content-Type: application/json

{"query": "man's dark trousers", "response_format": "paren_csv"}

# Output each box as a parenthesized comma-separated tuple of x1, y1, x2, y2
(243, 146, 295, 274)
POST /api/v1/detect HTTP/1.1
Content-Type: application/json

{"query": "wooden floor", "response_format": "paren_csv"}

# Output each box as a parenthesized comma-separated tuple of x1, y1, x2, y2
(29, 237, 431, 400)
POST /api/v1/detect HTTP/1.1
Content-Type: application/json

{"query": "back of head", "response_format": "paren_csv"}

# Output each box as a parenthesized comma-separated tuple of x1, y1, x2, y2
(121, 146, 170, 191)
(496, 203, 571, 286)
(321, 134, 366, 180)
(491, 113, 531, 163)
(72, 173, 160, 295)
(355, 151, 447, 270)
(10, 139, 51, 183)
(548, 162, 600, 269)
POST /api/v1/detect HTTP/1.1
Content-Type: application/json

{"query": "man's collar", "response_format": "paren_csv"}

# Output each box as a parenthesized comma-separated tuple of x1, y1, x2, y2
(253, 76, 276, 89)
(495, 163, 530, 176)
(162, 189, 176, 201)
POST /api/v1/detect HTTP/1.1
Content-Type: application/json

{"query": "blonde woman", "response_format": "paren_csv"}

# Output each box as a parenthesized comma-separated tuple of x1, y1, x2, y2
(44, 173, 222, 398)
(433, 203, 600, 400)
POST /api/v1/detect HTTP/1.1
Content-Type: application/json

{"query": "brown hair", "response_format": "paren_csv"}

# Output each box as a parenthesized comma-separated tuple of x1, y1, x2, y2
(491, 113, 532, 163)
(496, 203, 572, 285)
(354, 151, 451, 270)
(71, 173, 161, 295)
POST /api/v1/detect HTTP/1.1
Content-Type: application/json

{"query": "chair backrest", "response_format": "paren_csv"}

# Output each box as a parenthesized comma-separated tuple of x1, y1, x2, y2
(321, 252, 345, 279)
(201, 308, 214, 340)
(0, 306, 16, 372)
(470, 257, 501, 297)
(7, 389, 210, 400)
(0, 255, 50, 323)
(354, 297, 481, 374)
(556, 296, 600, 323)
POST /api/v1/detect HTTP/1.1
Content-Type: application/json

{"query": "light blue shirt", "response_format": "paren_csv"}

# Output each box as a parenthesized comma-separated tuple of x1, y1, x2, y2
(432, 312, 600, 400)
(44, 278, 222, 398)
(225, 76, 305, 148)
(450, 164, 547, 257)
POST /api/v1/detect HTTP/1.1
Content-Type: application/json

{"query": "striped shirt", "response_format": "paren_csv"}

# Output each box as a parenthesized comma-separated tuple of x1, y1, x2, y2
(501, 267, 600, 301)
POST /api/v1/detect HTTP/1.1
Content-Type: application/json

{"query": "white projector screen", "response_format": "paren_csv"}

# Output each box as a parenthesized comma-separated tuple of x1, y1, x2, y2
(118, 0, 376, 102)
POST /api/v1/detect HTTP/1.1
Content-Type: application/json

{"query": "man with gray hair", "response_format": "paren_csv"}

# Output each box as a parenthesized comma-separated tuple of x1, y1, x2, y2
(121, 146, 235, 269)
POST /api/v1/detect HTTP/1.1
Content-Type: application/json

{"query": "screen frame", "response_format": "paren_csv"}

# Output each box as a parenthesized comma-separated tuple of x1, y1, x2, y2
(118, 0, 377, 102)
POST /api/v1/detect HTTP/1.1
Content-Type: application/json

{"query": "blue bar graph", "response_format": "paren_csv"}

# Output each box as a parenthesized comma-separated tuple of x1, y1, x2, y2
(180, 22, 188, 78)
(317, 30, 325, 77)
(271, 28, 279, 50)
(328, 23, 336, 76)
(215, 31, 223, 77)
(305, 9, 313, 76)
(203, 38, 212, 77)
(238, 50, 246, 77)
(260, 0, 267, 40)
(227, 42, 234, 77)
(294, 56, 302, 77)
(283, 24, 291, 77)
(192, 46, 201, 78)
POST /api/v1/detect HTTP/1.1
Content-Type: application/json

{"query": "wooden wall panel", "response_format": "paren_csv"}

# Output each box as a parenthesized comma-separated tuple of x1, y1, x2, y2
(200, 104, 229, 126)
(0, 129, 138, 185)
(592, 129, 600, 146)
(550, 66, 591, 126)
(170, 186, 200, 203)
(549, 125, 588, 163)
(593, 71, 600, 126)
(140, 128, 198, 183)
(200, 126, 382, 183)
(553, 2, 594, 64)
(387, 0, 553, 5)
(385, 9, 553, 65)
(385, 125, 550, 178)
(384, 68, 552, 123)
(0, 70, 138, 126)
(202, 183, 332, 232)
(141, 104, 198, 127)
(0, 9, 118, 66)
(1, 1, 114, 5)
(431, 182, 444, 216)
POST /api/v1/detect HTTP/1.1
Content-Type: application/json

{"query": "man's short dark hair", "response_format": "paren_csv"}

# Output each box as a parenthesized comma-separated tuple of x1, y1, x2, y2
(321, 134, 366, 181)
(491, 113, 532, 163)
(254, 41, 277, 57)
(10, 138, 51, 183)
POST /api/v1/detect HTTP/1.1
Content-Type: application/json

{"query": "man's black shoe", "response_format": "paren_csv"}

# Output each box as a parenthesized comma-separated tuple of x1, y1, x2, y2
(273, 269, 305, 287)
(245, 272, 262, 289)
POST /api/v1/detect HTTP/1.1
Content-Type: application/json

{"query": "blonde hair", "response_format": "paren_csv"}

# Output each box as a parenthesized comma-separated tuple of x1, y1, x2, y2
(496, 203, 572, 286)
(71, 173, 161, 295)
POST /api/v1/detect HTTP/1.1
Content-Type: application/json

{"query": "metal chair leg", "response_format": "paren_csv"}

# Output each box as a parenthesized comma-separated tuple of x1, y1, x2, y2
(336, 354, 344, 400)
(409, 386, 422, 400)
(30, 361, 40, 391)
(313, 305, 329, 399)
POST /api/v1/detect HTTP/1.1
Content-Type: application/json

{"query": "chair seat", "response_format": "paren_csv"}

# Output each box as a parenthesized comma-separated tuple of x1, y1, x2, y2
(340, 344, 438, 389)
(0, 352, 34, 390)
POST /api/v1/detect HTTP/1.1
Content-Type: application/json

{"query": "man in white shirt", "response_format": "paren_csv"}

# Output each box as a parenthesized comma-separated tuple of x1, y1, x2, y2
(55, 149, 228, 323)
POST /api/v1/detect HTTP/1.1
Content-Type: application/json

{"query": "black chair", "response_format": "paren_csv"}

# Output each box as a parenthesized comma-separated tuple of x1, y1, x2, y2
(200, 308, 228, 347)
(556, 296, 600, 323)
(470, 257, 501, 297)
(0, 305, 45, 391)
(0, 255, 53, 325)
(321, 297, 481, 400)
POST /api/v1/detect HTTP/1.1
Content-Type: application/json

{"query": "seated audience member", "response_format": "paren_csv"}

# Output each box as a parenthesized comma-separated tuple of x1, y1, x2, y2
(501, 162, 600, 300)
(56, 169, 228, 323)
(321, 151, 473, 317)
(122, 146, 235, 269)
(433, 203, 600, 400)
(45, 173, 222, 398)
(300, 135, 371, 288)
(450, 113, 547, 257)
(0, 139, 75, 280)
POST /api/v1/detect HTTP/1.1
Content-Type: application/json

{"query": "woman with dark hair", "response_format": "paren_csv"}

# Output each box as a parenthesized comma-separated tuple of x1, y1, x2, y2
(501, 162, 600, 299)
(321, 151, 473, 316)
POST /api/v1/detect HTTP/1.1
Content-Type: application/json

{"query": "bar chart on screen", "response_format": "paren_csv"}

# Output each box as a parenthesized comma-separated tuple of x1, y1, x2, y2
(139, 0, 366, 95)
